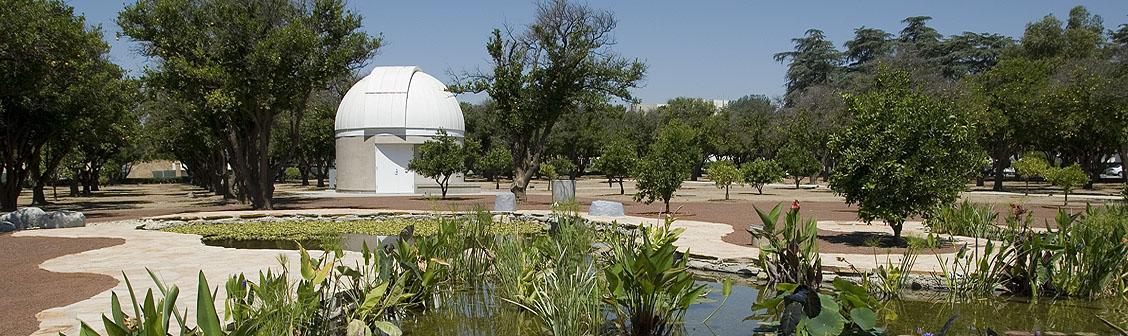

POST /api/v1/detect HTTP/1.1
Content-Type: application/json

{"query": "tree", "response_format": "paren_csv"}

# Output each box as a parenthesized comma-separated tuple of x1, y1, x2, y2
(1045, 164, 1088, 205)
(656, 97, 717, 180)
(741, 159, 785, 195)
(844, 26, 893, 71)
(777, 145, 821, 189)
(454, 0, 646, 201)
(966, 57, 1054, 191)
(634, 122, 700, 213)
(119, 0, 380, 209)
(708, 161, 741, 200)
(477, 146, 513, 190)
(829, 67, 982, 239)
(940, 32, 1014, 78)
(0, 0, 117, 211)
(774, 29, 844, 101)
(1012, 154, 1050, 194)
(408, 130, 465, 199)
(593, 137, 637, 195)
(707, 95, 778, 164)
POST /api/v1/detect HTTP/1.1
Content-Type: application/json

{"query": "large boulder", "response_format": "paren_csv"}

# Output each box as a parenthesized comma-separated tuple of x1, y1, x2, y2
(42, 210, 86, 229)
(494, 192, 517, 212)
(588, 200, 625, 217)
(1, 207, 47, 229)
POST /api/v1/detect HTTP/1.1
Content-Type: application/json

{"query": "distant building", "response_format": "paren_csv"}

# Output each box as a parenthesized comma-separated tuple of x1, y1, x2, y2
(127, 160, 187, 179)
(629, 99, 730, 114)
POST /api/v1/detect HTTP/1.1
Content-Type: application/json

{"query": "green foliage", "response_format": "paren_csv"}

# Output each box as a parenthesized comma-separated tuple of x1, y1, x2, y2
(776, 145, 821, 188)
(829, 67, 983, 238)
(773, 29, 844, 99)
(74, 244, 408, 336)
(0, 0, 129, 210)
(593, 137, 638, 195)
(634, 122, 700, 213)
(163, 218, 543, 242)
(925, 200, 1001, 239)
(545, 156, 577, 180)
(453, 0, 645, 199)
(118, 0, 381, 209)
(538, 161, 558, 180)
(282, 167, 301, 182)
(707, 160, 742, 200)
(751, 279, 881, 336)
(1045, 164, 1088, 205)
(477, 146, 513, 189)
(408, 130, 466, 199)
(605, 217, 709, 336)
(1012, 155, 1050, 179)
(749, 202, 822, 287)
(741, 159, 785, 194)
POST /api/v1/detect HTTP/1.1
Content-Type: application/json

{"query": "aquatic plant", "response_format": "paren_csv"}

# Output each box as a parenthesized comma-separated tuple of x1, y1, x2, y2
(750, 279, 881, 336)
(749, 201, 822, 288)
(605, 216, 709, 336)
(924, 200, 999, 239)
(73, 244, 408, 336)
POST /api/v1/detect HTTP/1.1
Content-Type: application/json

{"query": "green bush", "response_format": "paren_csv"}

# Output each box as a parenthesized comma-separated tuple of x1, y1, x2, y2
(163, 218, 543, 242)
(741, 159, 785, 194)
(283, 167, 301, 182)
(1046, 164, 1088, 205)
(707, 160, 742, 200)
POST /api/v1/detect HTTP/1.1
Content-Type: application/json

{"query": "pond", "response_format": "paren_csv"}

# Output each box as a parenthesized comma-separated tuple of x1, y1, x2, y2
(203, 236, 1127, 335)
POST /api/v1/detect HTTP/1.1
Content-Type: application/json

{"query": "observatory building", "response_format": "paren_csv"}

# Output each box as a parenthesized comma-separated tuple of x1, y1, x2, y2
(334, 66, 469, 194)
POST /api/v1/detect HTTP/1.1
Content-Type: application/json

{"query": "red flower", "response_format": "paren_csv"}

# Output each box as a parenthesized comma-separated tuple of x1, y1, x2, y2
(791, 200, 801, 211)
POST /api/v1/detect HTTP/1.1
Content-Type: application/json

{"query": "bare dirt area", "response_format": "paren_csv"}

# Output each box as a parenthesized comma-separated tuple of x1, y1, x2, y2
(0, 235, 124, 336)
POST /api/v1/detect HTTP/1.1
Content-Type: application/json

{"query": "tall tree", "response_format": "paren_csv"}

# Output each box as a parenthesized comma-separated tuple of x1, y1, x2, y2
(940, 32, 1014, 78)
(119, 0, 380, 209)
(708, 95, 778, 164)
(455, 0, 646, 200)
(844, 26, 893, 71)
(634, 121, 700, 213)
(966, 57, 1055, 191)
(0, 0, 111, 211)
(774, 29, 844, 101)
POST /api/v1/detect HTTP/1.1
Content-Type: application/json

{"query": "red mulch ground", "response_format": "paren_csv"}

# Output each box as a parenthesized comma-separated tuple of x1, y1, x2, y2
(0, 234, 124, 336)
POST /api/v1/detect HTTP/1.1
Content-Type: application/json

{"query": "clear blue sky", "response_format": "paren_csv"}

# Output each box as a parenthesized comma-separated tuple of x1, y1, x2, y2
(71, 0, 1128, 103)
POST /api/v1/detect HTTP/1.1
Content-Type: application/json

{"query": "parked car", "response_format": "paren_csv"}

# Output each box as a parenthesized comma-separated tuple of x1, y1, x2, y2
(1102, 164, 1122, 179)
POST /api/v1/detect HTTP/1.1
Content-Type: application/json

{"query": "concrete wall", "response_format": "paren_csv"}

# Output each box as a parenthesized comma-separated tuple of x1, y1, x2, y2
(336, 132, 466, 193)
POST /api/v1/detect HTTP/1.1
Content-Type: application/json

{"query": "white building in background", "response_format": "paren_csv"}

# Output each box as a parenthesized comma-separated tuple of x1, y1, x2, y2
(333, 66, 475, 194)
(629, 99, 731, 114)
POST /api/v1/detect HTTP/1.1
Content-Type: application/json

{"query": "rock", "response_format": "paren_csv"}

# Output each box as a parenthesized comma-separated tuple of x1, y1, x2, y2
(494, 192, 517, 212)
(41, 210, 85, 229)
(0, 220, 16, 233)
(551, 180, 576, 203)
(588, 200, 625, 217)
(1, 207, 47, 229)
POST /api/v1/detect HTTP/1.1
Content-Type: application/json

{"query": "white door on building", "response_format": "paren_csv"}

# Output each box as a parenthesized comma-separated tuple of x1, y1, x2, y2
(374, 144, 415, 193)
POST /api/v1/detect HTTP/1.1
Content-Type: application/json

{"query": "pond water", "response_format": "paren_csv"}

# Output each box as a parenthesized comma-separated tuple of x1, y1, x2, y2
(204, 236, 1127, 335)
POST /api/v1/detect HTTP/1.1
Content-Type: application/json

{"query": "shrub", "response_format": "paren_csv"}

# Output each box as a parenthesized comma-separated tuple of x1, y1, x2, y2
(594, 137, 638, 195)
(708, 160, 741, 200)
(741, 159, 784, 194)
(777, 145, 821, 188)
(408, 129, 466, 199)
(1012, 154, 1050, 193)
(283, 167, 301, 182)
(634, 121, 700, 213)
(1045, 164, 1088, 205)
(546, 156, 577, 179)
(477, 146, 513, 189)
(829, 67, 982, 238)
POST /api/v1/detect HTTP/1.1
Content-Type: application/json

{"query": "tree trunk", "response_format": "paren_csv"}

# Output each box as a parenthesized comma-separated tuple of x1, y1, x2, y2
(618, 179, 624, 195)
(794, 176, 800, 189)
(664, 199, 671, 214)
(299, 164, 310, 186)
(890, 220, 904, 239)
(0, 166, 27, 211)
(992, 156, 1009, 192)
(724, 185, 730, 200)
(1119, 147, 1128, 184)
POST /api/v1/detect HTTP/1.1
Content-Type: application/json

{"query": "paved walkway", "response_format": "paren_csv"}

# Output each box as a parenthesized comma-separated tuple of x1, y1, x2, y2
(16, 208, 991, 335)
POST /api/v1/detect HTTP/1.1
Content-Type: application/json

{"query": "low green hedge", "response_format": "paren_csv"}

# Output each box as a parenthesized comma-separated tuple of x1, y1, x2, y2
(163, 218, 544, 242)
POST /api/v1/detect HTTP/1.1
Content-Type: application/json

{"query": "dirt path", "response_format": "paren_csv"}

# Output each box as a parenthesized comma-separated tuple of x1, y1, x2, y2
(0, 234, 124, 336)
